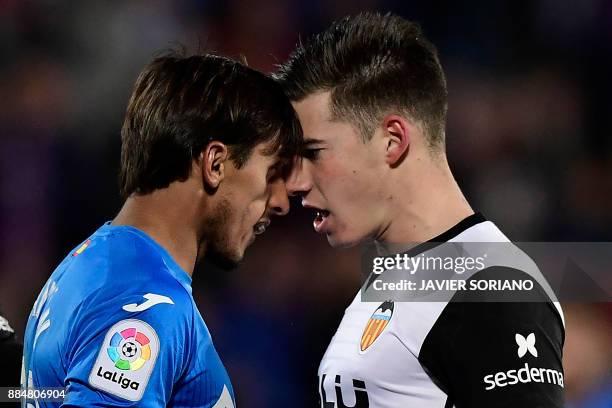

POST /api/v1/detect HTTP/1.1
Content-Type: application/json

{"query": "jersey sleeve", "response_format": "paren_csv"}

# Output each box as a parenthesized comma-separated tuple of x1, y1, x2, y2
(61, 286, 193, 407)
(418, 267, 565, 408)
(0, 315, 23, 388)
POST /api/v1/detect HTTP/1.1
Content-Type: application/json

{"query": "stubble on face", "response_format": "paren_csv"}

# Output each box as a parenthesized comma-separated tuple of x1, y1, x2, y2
(196, 197, 242, 272)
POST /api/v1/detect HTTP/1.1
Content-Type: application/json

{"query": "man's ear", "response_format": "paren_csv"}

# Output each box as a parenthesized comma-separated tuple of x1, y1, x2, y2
(201, 141, 229, 189)
(383, 114, 410, 167)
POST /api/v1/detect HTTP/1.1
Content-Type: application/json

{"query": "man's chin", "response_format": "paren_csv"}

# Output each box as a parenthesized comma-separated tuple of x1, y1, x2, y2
(202, 248, 243, 271)
(326, 233, 361, 249)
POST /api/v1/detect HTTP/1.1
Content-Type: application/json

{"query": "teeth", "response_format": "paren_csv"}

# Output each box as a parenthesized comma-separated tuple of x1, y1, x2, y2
(254, 223, 266, 235)
(315, 210, 329, 222)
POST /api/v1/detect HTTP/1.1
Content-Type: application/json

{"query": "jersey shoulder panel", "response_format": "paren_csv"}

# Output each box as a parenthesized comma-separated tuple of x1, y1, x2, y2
(418, 267, 565, 408)
(58, 228, 196, 406)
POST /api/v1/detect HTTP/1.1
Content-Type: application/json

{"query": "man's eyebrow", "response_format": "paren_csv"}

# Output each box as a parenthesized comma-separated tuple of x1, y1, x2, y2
(303, 138, 325, 145)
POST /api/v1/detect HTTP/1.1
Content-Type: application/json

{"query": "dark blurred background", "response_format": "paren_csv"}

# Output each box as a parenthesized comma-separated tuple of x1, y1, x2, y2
(0, 1, 611, 407)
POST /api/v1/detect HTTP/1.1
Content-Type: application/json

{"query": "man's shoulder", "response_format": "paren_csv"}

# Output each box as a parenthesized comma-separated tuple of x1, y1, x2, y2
(57, 250, 195, 346)
(66, 225, 170, 274)
(55, 226, 193, 309)
(415, 272, 565, 407)
(77, 277, 194, 329)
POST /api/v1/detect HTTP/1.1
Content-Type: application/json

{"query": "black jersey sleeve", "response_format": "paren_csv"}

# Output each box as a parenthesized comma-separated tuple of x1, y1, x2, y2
(418, 266, 565, 408)
(0, 315, 23, 387)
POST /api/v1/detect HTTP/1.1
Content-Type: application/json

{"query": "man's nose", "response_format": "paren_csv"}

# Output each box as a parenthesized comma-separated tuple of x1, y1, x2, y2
(286, 156, 312, 198)
(268, 178, 290, 216)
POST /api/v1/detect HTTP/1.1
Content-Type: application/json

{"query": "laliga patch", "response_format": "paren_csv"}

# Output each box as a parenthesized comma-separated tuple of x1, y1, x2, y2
(360, 301, 394, 352)
(89, 319, 159, 401)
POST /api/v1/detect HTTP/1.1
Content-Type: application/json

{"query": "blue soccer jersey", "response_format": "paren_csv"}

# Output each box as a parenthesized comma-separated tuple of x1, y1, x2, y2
(22, 223, 236, 407)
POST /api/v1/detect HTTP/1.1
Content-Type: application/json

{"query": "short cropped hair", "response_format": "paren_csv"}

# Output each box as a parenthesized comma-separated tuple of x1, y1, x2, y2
(274, 12, 447, 149)
(120, 52, 302, 199)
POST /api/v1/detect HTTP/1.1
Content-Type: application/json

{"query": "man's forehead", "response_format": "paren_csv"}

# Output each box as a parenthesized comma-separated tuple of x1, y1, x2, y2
(253, 142, 292, 170)
(292, 91, 333, 124)
(292, 94, 336, 148)
(255, 143, 281, 161)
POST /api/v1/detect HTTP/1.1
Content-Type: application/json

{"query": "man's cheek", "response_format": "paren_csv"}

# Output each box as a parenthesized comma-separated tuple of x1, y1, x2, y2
(313, 163, 340, 186)
(245, 201, 263, 225)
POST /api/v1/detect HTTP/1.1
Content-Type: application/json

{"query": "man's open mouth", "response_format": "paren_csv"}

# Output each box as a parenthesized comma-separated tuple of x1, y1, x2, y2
(313, 209, 330, 232)
(253, 220, 270, 235)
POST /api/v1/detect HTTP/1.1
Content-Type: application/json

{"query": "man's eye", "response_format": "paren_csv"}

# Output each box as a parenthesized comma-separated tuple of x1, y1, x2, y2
(302, 148, 323, 161)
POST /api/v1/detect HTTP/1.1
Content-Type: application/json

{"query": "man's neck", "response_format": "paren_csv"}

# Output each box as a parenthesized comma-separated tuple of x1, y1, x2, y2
(112, 189, 200, 277)
(378, 156, 474, 245)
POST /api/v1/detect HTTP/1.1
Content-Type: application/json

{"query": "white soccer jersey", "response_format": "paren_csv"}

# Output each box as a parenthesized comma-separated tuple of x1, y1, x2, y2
(318, 213, 565, 408)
